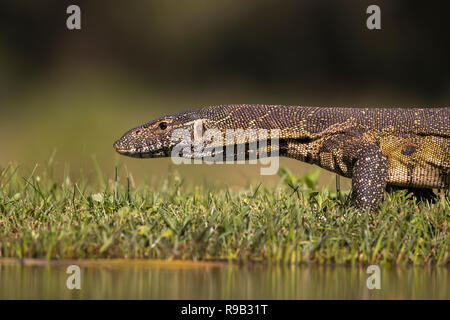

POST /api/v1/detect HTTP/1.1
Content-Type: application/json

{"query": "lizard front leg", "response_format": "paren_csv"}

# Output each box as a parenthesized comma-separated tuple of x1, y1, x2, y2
(350, 144, 388, 209)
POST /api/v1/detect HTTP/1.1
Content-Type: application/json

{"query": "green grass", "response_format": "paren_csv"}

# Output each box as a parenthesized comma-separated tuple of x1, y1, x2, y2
(0, 163, 448, 265)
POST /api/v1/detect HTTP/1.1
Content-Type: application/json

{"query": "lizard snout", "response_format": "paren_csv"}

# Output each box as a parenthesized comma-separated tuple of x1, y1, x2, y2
(113, 132, 166, 158)
(113, 139, 128, 154)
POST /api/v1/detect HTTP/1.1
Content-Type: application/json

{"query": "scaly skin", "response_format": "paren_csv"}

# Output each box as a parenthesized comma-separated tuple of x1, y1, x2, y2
(113, 105, 450, 209)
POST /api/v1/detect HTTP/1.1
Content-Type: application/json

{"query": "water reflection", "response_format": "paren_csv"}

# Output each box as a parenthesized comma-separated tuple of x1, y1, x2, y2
(0, 260, 448, 299)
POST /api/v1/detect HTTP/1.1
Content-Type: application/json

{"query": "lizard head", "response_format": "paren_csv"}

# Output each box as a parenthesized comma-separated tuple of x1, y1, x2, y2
(113, 110, 210, 158)
(114, 104, 292, 160)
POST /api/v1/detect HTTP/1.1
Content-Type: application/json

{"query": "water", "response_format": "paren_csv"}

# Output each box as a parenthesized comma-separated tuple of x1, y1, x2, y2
(0, 260, 448, 299)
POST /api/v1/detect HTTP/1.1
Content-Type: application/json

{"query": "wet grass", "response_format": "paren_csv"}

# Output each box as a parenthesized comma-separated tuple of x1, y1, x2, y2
(0, 163, 448, 265)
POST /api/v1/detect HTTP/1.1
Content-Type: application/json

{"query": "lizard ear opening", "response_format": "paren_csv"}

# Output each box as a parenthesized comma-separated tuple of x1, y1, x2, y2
(193, 119, 204, 142)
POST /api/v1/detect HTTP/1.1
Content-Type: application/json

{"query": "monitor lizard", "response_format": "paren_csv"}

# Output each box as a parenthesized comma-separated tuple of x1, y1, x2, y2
(113, 105, 450, 209)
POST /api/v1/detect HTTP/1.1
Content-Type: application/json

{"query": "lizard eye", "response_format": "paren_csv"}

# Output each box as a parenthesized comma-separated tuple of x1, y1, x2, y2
(159, 122, 168, 130)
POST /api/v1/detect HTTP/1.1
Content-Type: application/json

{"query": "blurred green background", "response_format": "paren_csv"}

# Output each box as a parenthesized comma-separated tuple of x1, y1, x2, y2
(0, 0, 449, 189)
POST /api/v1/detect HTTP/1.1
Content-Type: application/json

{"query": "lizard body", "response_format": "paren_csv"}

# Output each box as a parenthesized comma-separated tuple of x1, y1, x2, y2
(114, 105, 450, 209)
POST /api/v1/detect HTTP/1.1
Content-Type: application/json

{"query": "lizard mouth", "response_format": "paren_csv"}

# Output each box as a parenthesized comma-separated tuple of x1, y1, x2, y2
(113, 141, 169, 158)
(115, 147, 169, 158)
(115, 148, 168, 158)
